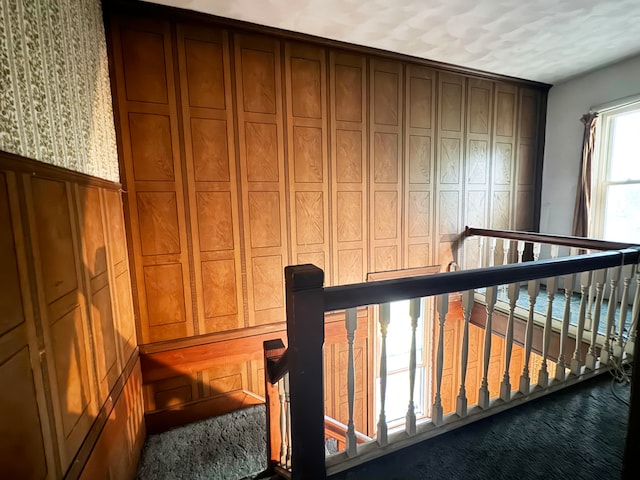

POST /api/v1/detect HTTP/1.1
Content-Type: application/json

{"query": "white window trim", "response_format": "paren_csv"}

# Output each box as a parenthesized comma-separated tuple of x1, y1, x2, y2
(589, 100, 640, 241)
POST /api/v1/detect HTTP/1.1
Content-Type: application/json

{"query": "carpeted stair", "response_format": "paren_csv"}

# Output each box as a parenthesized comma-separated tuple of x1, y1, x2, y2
(136, 404, 267, 480)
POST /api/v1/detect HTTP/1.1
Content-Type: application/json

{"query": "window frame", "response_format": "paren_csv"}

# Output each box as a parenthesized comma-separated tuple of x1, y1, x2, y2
(590, 101, 640, 241)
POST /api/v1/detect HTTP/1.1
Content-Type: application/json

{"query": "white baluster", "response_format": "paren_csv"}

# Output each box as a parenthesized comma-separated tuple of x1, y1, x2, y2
(432, 294, 448, 426)
(550, 245, 560, 260)
(377, 303, 390, 446)
(519, 280, 540, 394)
(585, 250, 596, 332)
(405, 299, 421, 435)
(627, 264, 640, 356)
(489, 238, 497, 267)
(500, 282, 520, 401)
(456, 290, 474, 417)
(478, 286, 498, 409)
(538, 274, 558, 387)
(345, 307, 358, 456)
(284, 373, 292, 468)
(533, 243, 542, 262)
(502, 239, 511, 265)
(517, 241, 525, 263)
(585, 269, 607, 370)
(478, 237, 485, 269)
(500, 240, 512, 298)
(570, 271, 593, 375)
(615, 264, 635, 358)
(555, 274, 575, 382)
(600, 267, 621, 365)
(278, 378, 287, 465)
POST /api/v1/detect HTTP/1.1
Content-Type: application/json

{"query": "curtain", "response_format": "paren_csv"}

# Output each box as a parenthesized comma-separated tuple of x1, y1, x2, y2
(571, 112, 598, 237)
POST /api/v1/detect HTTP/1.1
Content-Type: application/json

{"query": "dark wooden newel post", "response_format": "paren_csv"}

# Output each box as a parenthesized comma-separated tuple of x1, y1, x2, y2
(285, 264, 326, 480)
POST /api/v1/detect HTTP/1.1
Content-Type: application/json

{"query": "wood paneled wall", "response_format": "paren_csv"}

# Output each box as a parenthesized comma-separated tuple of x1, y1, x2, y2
(106, 4, 547, 425)
(108, 11, 547, 345)
(0, 152, 142, 479)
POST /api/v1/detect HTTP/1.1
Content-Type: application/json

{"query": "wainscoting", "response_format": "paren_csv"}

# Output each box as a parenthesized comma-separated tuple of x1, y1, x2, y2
(0, 152, 143, 479)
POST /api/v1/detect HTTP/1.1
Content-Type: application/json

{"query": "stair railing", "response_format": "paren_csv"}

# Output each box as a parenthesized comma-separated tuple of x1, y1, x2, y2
(264, 231, 639, 480)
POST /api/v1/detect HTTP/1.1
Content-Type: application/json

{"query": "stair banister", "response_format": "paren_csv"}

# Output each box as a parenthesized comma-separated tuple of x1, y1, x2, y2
(285, 264, 327, 480)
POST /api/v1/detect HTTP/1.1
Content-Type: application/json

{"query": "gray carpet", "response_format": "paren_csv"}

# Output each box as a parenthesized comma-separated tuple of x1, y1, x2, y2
(136, 405, 267, 480)
(331, 374, 630, 480)
(136, 375, 629, 480)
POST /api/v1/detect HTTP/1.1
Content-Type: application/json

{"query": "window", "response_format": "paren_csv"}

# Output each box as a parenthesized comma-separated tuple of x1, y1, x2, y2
(591, 102, 640, 242)
(374, 299, 428, 426)
(367, 265, 440, 430)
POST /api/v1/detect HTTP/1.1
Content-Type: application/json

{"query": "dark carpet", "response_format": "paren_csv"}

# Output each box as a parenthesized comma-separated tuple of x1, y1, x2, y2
(331, 374, 630, 480)
(135, 375, 629, 480)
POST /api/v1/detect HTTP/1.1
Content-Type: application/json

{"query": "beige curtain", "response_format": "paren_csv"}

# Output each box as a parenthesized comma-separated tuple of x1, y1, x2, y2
(572, 112, 598, 237)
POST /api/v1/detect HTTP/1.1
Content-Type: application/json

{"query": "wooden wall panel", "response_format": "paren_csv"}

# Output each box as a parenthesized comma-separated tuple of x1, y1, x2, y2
(79, 361, 144, 480)
(177, 24, 245, 334)
(0, 171, 55, 480)
(1, 152, 143, 479)
(234, 33, 289, 326)
(404, 65, 436, 268)
(515, 88, 540, 231)
(436, 73, 466, 268)
(330, 51, 367, 285)
(111, 18, 193, 343)
(76, 185, 119, 406)
(370, 59, 403, 273)
(285, 43, 330, 277)
(464, 79, 493, 269)
(491, 83, 518, 232)
(24, 176, 98, 472)
(106, 10, 548, 435)
(103, 189, 137, 370)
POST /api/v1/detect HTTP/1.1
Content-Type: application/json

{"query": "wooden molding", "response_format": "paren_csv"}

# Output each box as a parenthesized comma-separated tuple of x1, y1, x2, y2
(0, 150, 121, 191)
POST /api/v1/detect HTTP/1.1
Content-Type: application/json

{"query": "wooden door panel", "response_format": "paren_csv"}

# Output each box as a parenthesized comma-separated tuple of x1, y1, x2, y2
(404, 65, 435, 268)
(234, 33, 288, 326)
(464, 78, 493, 269)
(491, 83, 518, 232)
(515, 88, 541, 231)
(285, 42, 329, 276)
(111, 17, 193, 342)
(331, 51, 367, 285)
(177, 24, 244, 334)
(436, 73, 465, 268)
(370, 59, 403, 273)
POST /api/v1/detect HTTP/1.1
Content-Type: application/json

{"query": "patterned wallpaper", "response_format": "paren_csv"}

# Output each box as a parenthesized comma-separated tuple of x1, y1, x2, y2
(0, 0, 119, 182)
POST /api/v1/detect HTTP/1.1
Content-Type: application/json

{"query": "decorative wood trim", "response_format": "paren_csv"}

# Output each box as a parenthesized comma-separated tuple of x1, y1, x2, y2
(102, 0, 551, 90)
(0, 150, 121, 191)
(140, 330, 289, 383)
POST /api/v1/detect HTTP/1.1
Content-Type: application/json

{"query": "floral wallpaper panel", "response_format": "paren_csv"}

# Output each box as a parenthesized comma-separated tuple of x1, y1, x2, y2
(0, 0, 119, 182)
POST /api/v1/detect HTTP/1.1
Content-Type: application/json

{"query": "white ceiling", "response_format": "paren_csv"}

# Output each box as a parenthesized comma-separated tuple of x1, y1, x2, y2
(145, 0, 640, 84)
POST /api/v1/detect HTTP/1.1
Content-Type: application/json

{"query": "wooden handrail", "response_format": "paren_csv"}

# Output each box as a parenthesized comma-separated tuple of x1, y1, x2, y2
(465, 226, 637, 251)
(324, 248, 640, 312)
(324, 416, 370, 448)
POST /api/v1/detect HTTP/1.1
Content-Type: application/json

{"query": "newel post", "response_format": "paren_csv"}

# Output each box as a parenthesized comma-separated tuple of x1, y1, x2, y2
(285, 264, 326, 480)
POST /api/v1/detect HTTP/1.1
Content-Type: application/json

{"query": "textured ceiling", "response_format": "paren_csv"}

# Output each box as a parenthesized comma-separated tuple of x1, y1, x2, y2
(145, 0, 640, 84)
